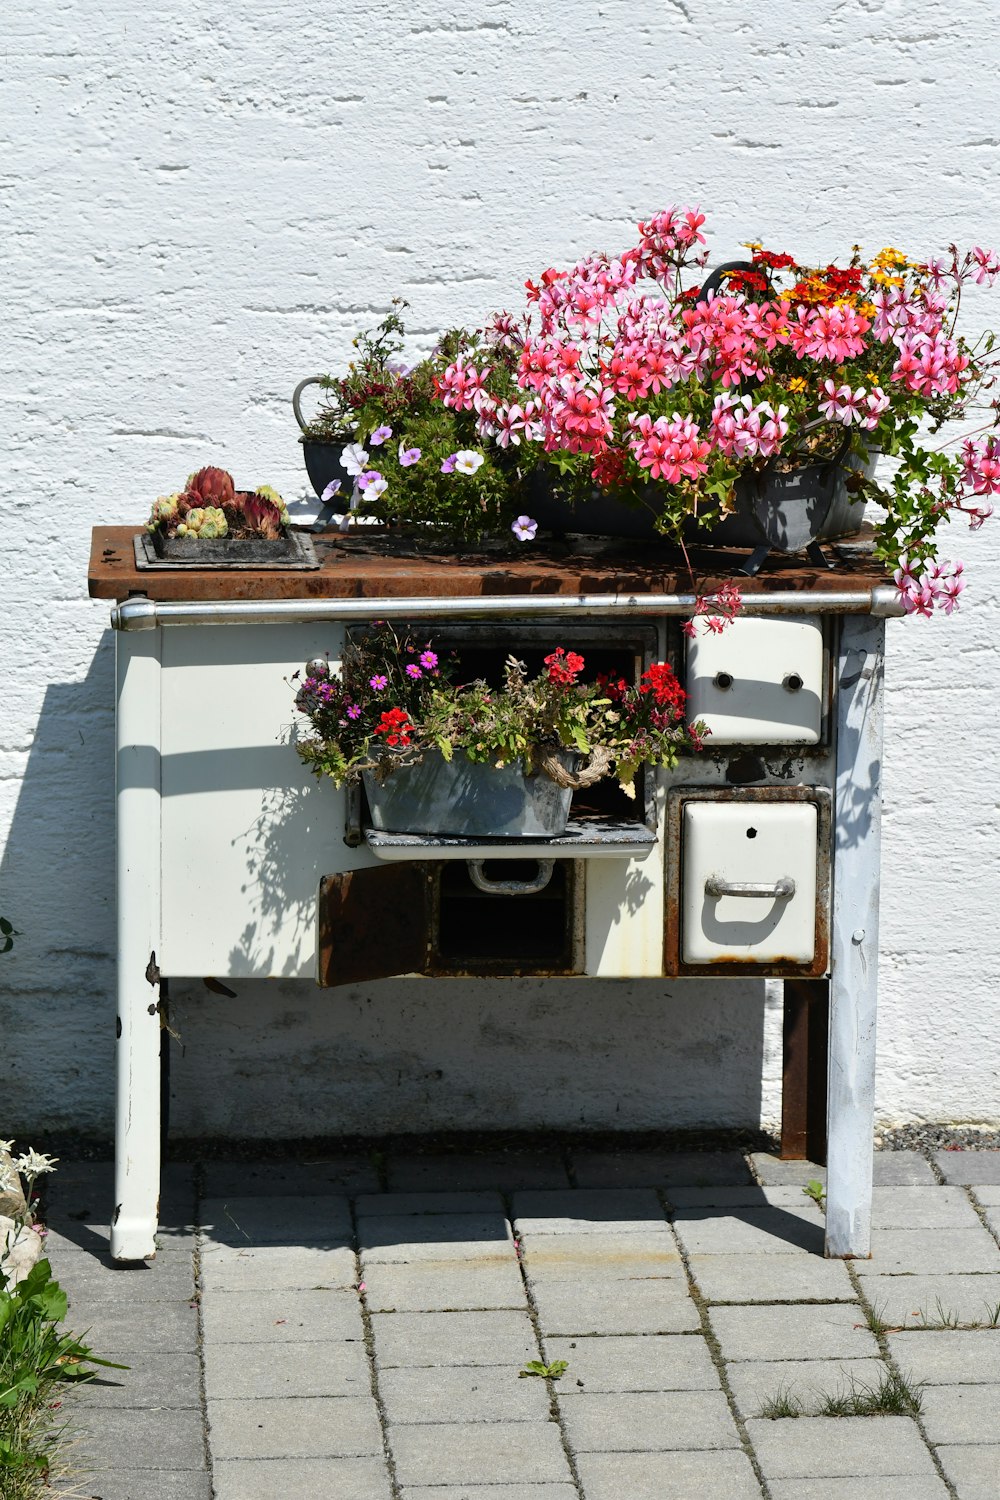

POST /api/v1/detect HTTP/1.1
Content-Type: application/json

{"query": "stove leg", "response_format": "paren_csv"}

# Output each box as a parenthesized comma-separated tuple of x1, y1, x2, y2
(111, 630, 162, 1262)
(825, 615, 884, 1258)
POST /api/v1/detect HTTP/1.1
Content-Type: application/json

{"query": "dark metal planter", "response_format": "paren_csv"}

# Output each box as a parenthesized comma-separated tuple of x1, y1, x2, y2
(362, 750, 575, 839)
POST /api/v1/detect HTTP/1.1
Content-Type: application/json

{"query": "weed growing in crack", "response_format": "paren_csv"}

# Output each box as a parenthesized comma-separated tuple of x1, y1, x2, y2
(519, 1359, 568, 1380)
(758, 1386, 805, 1419)
(818, 1368, 923, 1418)
(916, 1297, 961, 1330)
(802, 1179, 827, 1212)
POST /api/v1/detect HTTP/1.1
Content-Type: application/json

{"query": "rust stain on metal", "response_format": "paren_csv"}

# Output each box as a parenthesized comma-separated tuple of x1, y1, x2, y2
(89, 525, 891, 603)
(318, 866, 429, 986)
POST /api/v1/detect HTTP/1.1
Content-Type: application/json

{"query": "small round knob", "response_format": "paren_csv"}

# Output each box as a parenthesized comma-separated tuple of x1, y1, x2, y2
(783, 673, 803, 692)
(306, 657, 330, 679)
(714, 671, 734, 691)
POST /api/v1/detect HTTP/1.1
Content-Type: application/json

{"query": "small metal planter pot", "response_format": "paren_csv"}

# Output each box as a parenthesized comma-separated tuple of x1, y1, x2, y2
(362, 750, 575, 839)
(293, 377, 352, 502)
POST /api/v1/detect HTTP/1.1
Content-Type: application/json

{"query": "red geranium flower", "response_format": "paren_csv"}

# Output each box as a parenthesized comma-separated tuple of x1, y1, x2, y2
(375, 707, 412, 746)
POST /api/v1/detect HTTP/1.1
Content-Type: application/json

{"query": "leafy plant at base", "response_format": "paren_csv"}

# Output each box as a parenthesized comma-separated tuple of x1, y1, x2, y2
(0, 1260, 126, 1498)
(292, 623, 707, 796)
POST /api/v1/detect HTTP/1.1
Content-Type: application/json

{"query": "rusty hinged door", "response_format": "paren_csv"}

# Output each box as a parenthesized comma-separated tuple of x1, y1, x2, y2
(318, 867, 429, 986)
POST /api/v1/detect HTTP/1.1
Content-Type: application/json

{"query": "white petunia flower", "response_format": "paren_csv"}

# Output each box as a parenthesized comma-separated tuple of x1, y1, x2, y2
(340, 443, 370, 476)
(452, 449, 485, 475)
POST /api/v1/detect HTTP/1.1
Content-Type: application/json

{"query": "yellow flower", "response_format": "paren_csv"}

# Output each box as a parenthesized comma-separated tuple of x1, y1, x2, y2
(858, 301, 877, 317)
(872, 246, 908, 271)
(740, 240, 763, 252)
(871, 269, 905, 288)
(788, 377, 808, 393)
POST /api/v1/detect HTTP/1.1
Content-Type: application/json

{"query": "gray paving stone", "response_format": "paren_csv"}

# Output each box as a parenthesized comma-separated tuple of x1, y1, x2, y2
(570, 1149, 751, 1188)
(859, 1273, 1000, 1327)
(936, 1444, 1000, 1500)
(558, 1388, 740, 1451)
(856, 1225, 1000, 1276)
(726, 1357, 888, 1418)
(356, 1191, 504, 1217)
(673, 1206, 824, 1256)
(689, 1251, 856, 1303)
(207, 1394, 382, 1459)
(934, 1150, 1000, 1185)
(199, 1242, 356, 1291)
(519, 1228, 683, 1282)
(57, 1472, 213, 1500)
(970, 1185, 1000, 1205)
(202, 1156, 381, 1197)
(390, 1420, 571, 1486)
(976, 1201, 1000, 1240)
(746, 1414, 937, 1479)
(54, 1247, 195, 1301)
(667, 1185, 821, 1210)
(574, 1449, 763, 1500)
(200, 1287, 364, 1344)
(71, 1406, 206, 1471)
(512, 1189, 667, 1234)
(888, 1328, 1000, 1383)
(200, 1194, 352, 1246)
(768, 1479, 950, 1500)
(400, 1488, 579, 1499)
(867, 1186, 983, 1229)
(709, 1303, 877, 1362)
(212, 1456, 392, 1499)
(65, 1296, 200, 1354)
(751, 1152, 935, 1186)
(203, 1338, 370, 1399)
(388, 1150, 569, 1193)
(532, 1278, 700, 1335)
(920, 1382, 1000, 1443)
(543, 1333, 720, 1393)
(75, 1351, 202, 1409)
(362, 1258, 528, 1312)
(371, 1309, 538, 1368)
(379, 1364, 551, 1423)
(359, 1212, 514, 1263)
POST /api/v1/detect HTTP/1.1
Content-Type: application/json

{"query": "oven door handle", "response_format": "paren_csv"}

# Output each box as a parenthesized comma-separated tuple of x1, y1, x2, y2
(705, 875, 796, 899)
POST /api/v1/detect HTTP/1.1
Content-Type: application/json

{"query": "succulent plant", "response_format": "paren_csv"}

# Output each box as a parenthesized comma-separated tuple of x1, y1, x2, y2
(175, 505, 229, 539)
(146, 467, 289, 540)
(186, 466, 236, 507)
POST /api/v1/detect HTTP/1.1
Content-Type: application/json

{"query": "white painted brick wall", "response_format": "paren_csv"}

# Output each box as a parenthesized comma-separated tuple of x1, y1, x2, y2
(3, 0, 998, 1137)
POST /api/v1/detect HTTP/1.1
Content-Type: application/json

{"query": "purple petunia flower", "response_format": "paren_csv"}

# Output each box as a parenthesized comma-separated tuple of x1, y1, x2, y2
(369, 425, 392, 446)
(357, 469, 383, 490)
(398, 444, 422, 467)
(440, 453, 458, 473)
(321, 478, 342, 503)
(512, 515, 538, 541)
(419, 650, 438, 670)
(369, 675, 388, 690)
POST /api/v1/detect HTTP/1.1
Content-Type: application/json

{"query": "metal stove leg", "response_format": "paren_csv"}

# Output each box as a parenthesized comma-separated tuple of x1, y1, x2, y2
(825, 614, 884, 1258)
(736, 543, 771, 577)
(111, 630, 162, 1262)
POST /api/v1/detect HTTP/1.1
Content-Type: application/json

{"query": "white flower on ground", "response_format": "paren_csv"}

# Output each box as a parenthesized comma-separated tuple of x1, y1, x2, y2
(340, 443, 370, 476)
(452, 449, 485, 475)
(511, 515, 538, 541)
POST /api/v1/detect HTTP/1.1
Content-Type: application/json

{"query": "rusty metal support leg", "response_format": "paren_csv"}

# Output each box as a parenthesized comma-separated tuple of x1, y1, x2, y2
(781, 978, 829, 1162)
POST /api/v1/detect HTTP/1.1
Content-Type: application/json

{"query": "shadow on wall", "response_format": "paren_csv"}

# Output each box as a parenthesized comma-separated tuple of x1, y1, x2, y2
(165, 973, 772, 1138)
(0, 631, 117, 1133)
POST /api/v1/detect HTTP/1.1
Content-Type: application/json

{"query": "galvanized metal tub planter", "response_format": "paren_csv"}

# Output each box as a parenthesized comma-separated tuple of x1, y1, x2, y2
(362, 749, 576, 839)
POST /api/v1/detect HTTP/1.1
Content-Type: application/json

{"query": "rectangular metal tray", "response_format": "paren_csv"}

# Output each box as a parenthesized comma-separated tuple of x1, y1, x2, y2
(134, 532, 320, 570)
